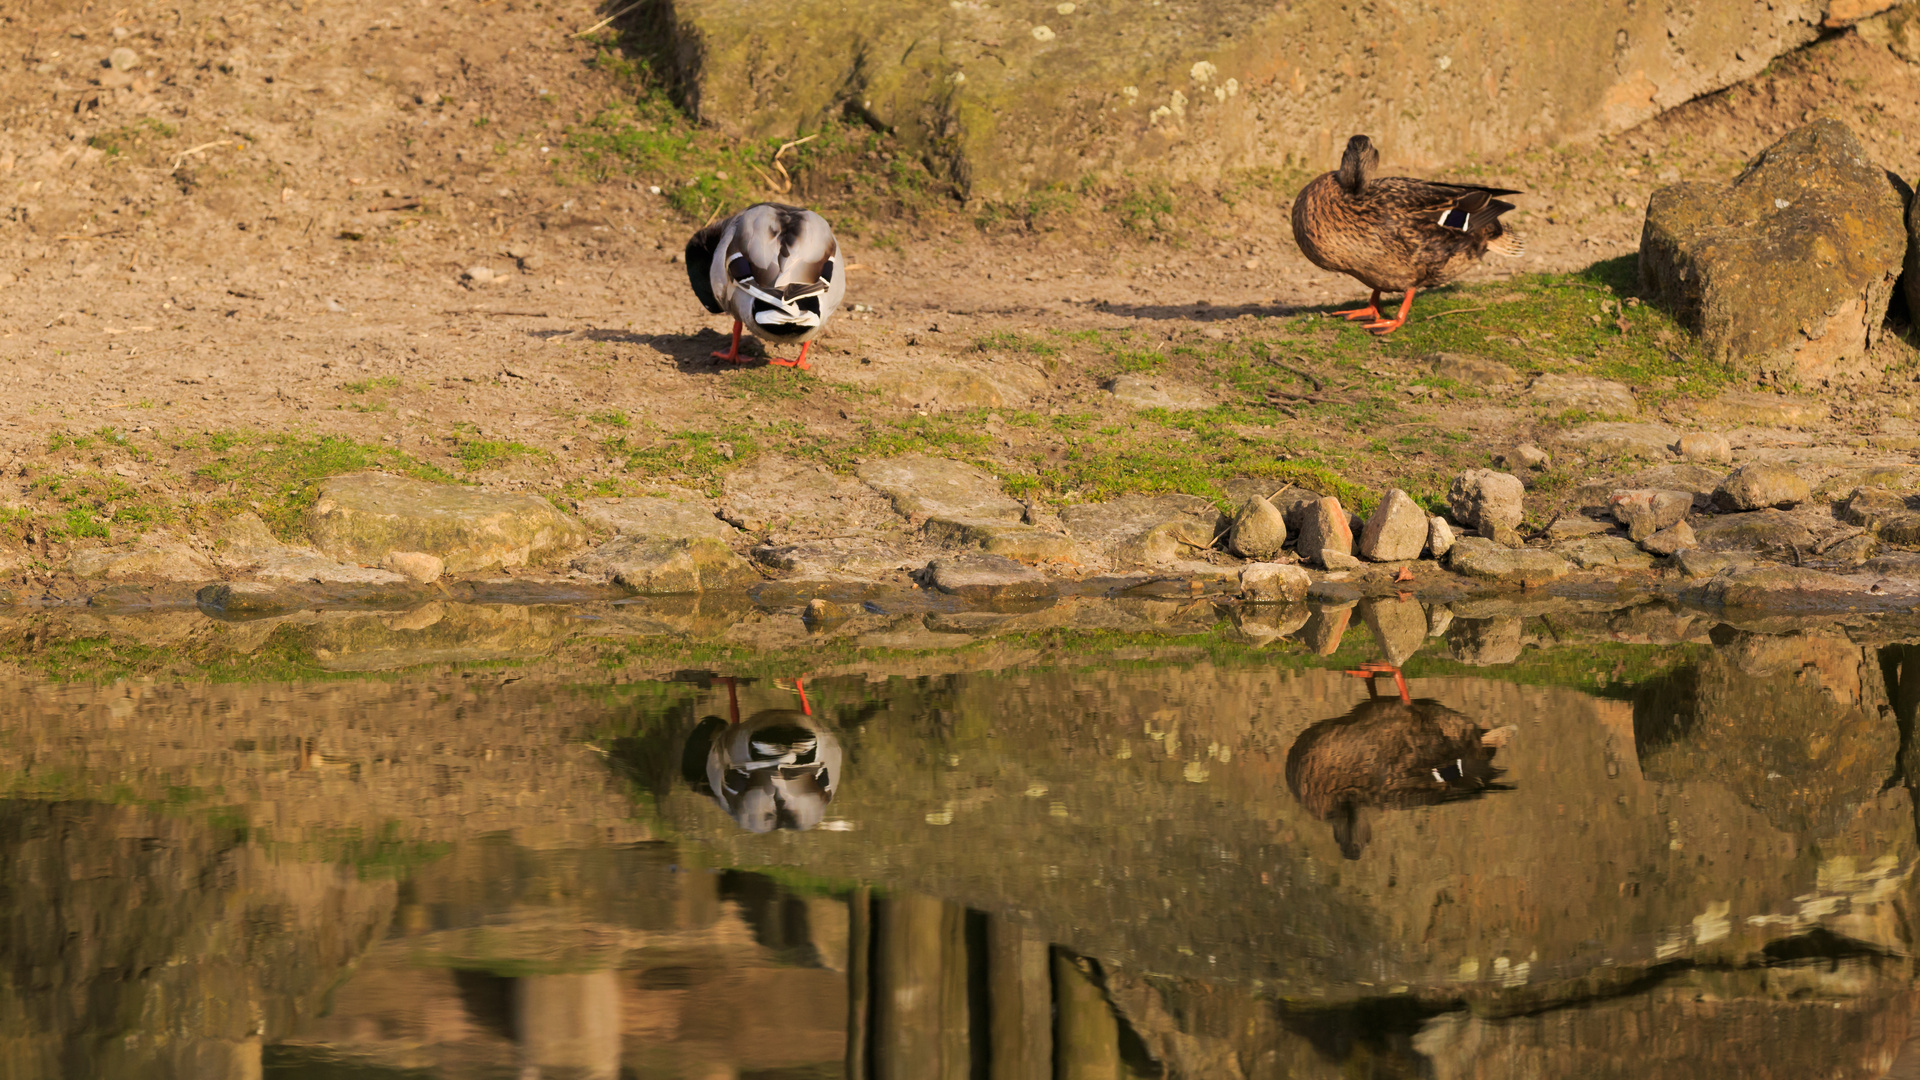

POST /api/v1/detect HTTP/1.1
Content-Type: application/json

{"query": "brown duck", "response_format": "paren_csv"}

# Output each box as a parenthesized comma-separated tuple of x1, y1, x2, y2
(1285, 665, 1516, 859)
(1291, 134, 1524, 334)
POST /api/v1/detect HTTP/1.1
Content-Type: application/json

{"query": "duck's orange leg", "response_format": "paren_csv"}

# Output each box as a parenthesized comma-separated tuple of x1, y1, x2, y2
(720, 676, 741, 724)
(794, 676, 811, 716)
(1343, 661, 1410, 703)
(1333, 290, 1382, 322)
(768, 341, 813, 371)
(710, 320, 750, 363)
(1363, 289, 1417, 335)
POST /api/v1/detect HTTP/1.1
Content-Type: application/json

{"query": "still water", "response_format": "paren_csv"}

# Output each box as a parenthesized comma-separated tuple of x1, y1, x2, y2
(4, 597, 1920, 1078)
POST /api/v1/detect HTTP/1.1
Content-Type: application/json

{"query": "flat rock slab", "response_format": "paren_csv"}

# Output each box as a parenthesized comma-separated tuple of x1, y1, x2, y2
(1061, 494, 1223, 567)
(571, 535, 759, 594)
(1692, 509, 1818, 555)
(926, 554, 1056, 601)
(1558, 422, 1678, 459)
(718, 454, 901, 538)
(70, 536, 216, 583)
(308, 474, 589, 573)
(923, 516, 1075, 564)
(1446, 537, 1571, 587)
(1639, 119, 1908, 379)
(576, 492, 739, 544)
(1700, 566, 1867, 609)
(1840, 487, 1920, 546)
(1557, 535, 1657, 571)
(1428, 352, 1517, 387)
(196, 580, 309, 616)
(1693, 392, 1826, 428)
(1528, 374, 1637, 416)
(753, 537, 921, 580)
(1106, 375, 1217, 411)
(825, 357, 1046, 412)
(856, 454, 1024, 525)
(213, 511, 411, 586)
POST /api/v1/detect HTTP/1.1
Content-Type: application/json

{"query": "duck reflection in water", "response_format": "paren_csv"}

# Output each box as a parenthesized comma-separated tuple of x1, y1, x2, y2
(1286, 661, 1516, 859)
(682, 675, 843, 833)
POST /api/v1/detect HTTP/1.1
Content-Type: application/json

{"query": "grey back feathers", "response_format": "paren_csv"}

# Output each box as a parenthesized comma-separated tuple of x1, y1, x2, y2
(685, 203, 846, 345)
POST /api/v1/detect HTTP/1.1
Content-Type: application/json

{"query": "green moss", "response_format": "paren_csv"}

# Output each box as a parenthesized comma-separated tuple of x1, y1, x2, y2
(456, 438, 549, 471)
(341, 375, 401, 394)
(192, 432, 455, 538)
(86, 118, 177, 157)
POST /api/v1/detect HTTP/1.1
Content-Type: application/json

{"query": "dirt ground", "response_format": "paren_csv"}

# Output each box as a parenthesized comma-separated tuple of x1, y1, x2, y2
(2, 0, 1919, 571)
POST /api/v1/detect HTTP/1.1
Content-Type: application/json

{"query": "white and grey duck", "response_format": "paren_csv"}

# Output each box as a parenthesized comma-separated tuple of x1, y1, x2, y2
(685, 202, 846, 370)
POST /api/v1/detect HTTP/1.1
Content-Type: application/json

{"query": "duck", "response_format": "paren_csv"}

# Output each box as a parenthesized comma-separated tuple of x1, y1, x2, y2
(685, 203, 846, 370)
(682, 675, 842, 833)
(1290, 134, 1524, 335)
(1285, 665, 1515, 859)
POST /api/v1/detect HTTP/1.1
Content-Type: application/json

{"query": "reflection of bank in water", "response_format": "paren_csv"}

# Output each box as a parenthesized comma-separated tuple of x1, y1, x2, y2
(1286, 670, 1515, 859)
(681, 676, 843, 833)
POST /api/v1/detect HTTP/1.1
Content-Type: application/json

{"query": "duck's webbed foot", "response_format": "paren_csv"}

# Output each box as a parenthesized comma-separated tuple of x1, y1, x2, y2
(710, 319, 751, 363)
(1333, 289, 1383, 322)
(1343, 660, 1410, 703)
(1362, 289, 1417, 335)
(767, 341, 814, 371)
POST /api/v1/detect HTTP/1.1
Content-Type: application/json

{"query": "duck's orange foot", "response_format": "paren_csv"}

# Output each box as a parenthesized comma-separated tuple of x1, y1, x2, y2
(1334, 289, 1383, 322)
(1362, 316, 1407, 335)
(767, 342, 813, 371)
(710, 349, 753, 363)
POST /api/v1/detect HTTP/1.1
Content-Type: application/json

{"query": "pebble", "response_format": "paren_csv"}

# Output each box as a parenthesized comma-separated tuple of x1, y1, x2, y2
(109, 47, 138, 71)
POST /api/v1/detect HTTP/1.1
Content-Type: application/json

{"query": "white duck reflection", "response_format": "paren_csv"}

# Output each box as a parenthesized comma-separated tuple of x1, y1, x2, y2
(697, 677, 843, 834)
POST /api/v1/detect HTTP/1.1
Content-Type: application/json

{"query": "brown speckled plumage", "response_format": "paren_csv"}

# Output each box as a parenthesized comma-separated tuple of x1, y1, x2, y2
(1285, 697, 1512, 859)
(1291, 134, 1524, 333)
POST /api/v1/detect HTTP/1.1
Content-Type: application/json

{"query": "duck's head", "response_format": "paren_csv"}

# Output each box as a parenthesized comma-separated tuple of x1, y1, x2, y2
(1336, 135, 1379, 194)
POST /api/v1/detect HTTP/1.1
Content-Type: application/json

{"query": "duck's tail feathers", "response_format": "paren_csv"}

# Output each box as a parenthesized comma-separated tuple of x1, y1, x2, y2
(686, 223, 726, 314)
(1485, 229, 1526, 259)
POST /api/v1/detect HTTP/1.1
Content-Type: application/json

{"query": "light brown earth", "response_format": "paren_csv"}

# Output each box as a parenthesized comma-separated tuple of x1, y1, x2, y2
(1, 0, 1919, 583)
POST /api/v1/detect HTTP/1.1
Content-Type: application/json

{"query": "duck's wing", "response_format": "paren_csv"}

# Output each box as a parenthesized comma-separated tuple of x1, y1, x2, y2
(722, 204, 843, 330)
(1373, 179, 1521, 234)
(684, 216, 731, 315)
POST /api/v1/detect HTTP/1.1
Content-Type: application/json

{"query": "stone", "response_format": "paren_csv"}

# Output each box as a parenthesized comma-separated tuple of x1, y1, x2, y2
(1492, 443, 1550, 471)
(570, 535, 760, 594)
(666, 0, 1825, 202)
(753, 537, 916, 579)
(1357, 489, 1427, 562)
(1105, 375, 1217, 410)
(1427, 515, 1456, 558)
(1446, 470, 1524, 534)
(1544, 515, 1615, 540)
(69, 535, 216, 583)
(802, 597, 855, 630)
(1447, 617, 1523, 666)
(855, 454, 1024, 525)
(1608, 489, 1692, 541)
(1639, 119, 1908, 380)
(1428, 352, 1516, 387)
(1823, 532, 1878, 565)
(384, 551, 445, 584)
(1227, 496, 1288, 559)
(1360, 596, 1427, 665)
(195, 581, 308, 616)
(1446, 537, 1571, 587)
(827, 360, 1042, 412)
(1294, 496, 1354, 567)
(1240, 562, 1310, 602)
(1712, 464, 1810, 511)
(1641, 520, 1698, 557)
(1229, 603, 1311, 645)
(1527, 374, 1637, 416)
(212, 511, 411, 587)
(1321, 550, 1363, 571)
(576, 492, 741, 544)
(1557, 422, 1679, 459)
(926, 554, 1055, 601)
(718, 454, 901, 537)
(308, 474, 589, 573)
(1557, 535, 1656, 571)
(1704, 566, 1859, 608)
(1296, 603, 1353, 655)
(1840, 487, 1920, 546)
(1691, 393, 1825, 428)
(1061, 494, 1223, 567)
(923, 517, 1076, 563)
(1426, 605, 1454, 638)
(1863, 2, 1920, 63)
(1692, 509, 1818, 555)
(1675, 431, 1733, 463)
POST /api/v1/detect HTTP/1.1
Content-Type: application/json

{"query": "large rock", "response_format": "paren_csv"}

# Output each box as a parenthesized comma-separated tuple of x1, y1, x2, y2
(1445, 537, 1570, 587)
(1674, 431, 1733, 463)
(1692, 509, 1818, 555)
(663, 0, 1834, 201)
(1641, 519, 1698, 557)
(307, 474, 589, 573)
(1293, 496, 1354, 567)
(856, 454, 1024, 526)
(1556, 535, 1656, 572)
(922, 517, 1075, 564)
(1608, 489, 1692, 541)
(69, 534, 216, 583)
(1639, 119, 1909, 379)
(1712, 464, 1810, 511)
(1061, 494, 1223, 567)
(576, 492, 740, 544)
(1227, 496, 1287, 560)
(1359, 596, 1427, 665)
(1557, 422, 1679, 459)
(571, 535, 760, 594)
(752, 537, 919, 579)
(1527, 374, 1637, 416)
(718, 455, 900, 538)
(925, 554, 1055, 601)
(1240, 562, 1309, 602)
(1357, 489, 1427, 562)
(1840, 487, 1920, 546)
(1446, 617, 1523, 666)
(1446, 470, 1524, 535)
(213, 513, 413, 588)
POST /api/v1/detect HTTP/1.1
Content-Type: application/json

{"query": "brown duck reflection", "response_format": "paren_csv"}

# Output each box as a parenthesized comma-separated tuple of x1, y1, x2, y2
(681, 675, 844, 833)
(1286, 662, 1515, 859)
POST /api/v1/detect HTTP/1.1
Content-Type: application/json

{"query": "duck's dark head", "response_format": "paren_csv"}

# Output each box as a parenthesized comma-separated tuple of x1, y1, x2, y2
(1336, 135, 1378, 194)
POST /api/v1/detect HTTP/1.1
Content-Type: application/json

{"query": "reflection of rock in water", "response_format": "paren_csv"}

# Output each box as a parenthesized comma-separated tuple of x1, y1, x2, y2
(1634, 631, 1897, 836)
(1286, 698, 1514, 859)
(683, 708, 843, 833)
(0, 799, 395, 1080)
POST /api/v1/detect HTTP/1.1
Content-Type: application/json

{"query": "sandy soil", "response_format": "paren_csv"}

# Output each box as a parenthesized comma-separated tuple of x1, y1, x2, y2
(0, 1, 1917, 548)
